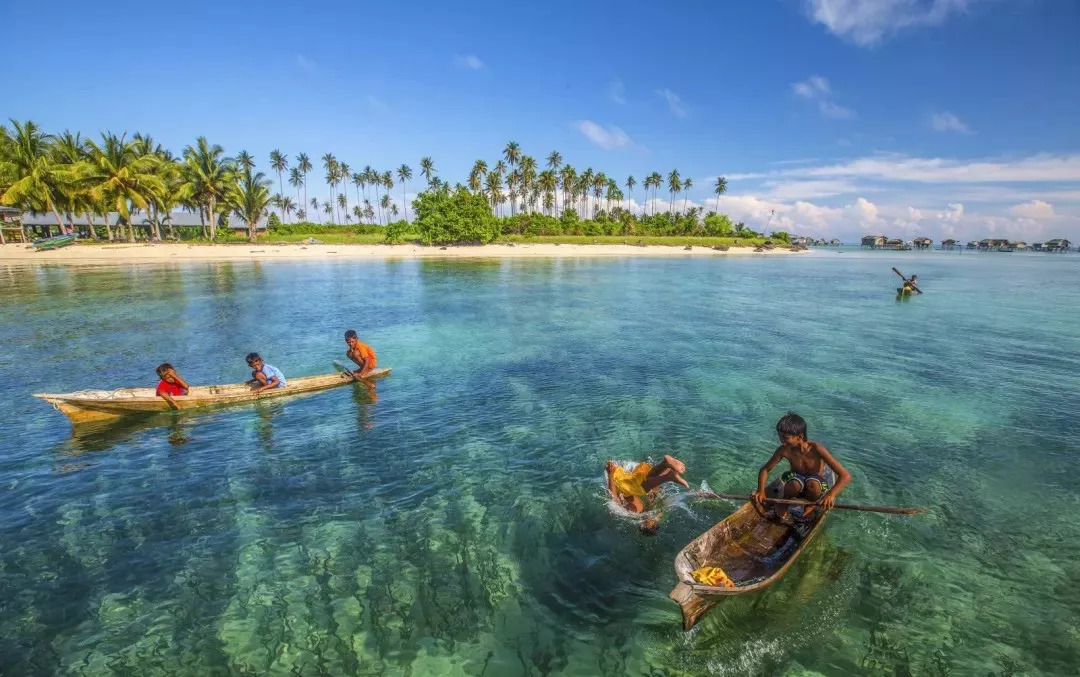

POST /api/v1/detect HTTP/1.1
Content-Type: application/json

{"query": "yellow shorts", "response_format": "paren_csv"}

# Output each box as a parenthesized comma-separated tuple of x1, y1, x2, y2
(612, 462, 653, 498)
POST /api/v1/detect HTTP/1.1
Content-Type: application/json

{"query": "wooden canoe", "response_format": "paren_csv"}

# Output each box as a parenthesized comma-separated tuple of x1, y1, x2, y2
(33, 234, 77, 250)
(33, 367, 391, 424)
(669, 470, 835, 631)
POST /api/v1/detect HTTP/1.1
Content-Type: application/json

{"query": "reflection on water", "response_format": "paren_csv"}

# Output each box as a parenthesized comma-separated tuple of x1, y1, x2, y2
(1, 254, 1079, 675)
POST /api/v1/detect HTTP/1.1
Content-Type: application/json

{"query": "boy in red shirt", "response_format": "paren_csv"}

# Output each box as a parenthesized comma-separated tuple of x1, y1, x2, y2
(155, 363, 190, 410)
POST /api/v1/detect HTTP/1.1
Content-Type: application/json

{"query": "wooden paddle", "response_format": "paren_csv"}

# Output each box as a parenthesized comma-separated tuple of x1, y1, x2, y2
(332, 360, 363, 382)
(693, 491, 927, 515)
(892, 266, 923, 294)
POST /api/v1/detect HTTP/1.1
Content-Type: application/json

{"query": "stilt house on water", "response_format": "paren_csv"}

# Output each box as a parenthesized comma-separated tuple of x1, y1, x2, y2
(913, 237, 933, 250)
(861, 235, 887, 248)
(941, 239, 960, 250)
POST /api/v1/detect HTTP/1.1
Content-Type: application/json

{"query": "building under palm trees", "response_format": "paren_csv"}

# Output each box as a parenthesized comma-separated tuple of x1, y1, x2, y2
(0, 206, 26, 243)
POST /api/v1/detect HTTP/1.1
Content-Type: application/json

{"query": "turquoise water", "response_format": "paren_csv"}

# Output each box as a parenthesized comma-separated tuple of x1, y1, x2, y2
(1, 251, 1078, 676)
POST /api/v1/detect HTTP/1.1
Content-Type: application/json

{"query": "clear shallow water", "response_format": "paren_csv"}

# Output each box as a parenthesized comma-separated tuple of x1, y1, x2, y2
(1, 251, 1078, 676)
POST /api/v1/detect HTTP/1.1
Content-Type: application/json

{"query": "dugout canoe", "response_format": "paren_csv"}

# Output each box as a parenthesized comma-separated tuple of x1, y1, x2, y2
(33, 234, 76, 251)
(33, 368, 391, 424)
(669, 470, 835, 631)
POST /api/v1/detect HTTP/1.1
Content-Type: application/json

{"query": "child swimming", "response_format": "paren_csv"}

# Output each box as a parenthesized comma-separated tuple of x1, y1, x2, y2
(606, 455, 689, 534)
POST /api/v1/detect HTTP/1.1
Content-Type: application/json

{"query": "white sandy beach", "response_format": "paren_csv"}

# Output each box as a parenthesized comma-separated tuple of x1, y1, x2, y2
(0, 242, 802, 264)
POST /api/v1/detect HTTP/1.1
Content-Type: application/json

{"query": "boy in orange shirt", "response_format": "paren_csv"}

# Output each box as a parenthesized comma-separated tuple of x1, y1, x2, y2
(344, 329, 377, 378)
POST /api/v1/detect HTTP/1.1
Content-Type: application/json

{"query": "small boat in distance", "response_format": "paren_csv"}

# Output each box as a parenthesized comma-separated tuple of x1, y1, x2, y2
(669, 472, 834, 631)
(33, 234, 77, 251)
(34, 368, 391, 424)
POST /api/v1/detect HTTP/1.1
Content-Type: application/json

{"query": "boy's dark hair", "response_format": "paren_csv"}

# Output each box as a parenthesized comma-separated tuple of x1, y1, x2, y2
(776, 411, 807, 439)
(245, 352, 261, 365)
(344, 329, 358, 339)
(639, 518, 660, 536)
(156, 363, 173, 377)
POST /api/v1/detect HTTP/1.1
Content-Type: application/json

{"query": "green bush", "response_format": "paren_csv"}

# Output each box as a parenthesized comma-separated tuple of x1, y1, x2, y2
(385, 220, 410, 243)
(267, 222, 384, 236)
(413, 187, 499, 245)
(704, 212, 735, 236)
(770, 230, 791, 243)
(267, 212, 282, 229)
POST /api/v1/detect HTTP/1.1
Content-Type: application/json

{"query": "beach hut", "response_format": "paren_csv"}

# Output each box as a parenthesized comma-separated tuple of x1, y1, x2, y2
(861, 235, 887, 249)
(913, 236, 933, 250)
(0, 206, 26, 244)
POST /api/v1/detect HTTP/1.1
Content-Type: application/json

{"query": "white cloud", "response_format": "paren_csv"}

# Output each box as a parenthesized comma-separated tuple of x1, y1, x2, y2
(607, 79, 626, 105)
(792, 75, 831, 99)
(937, 203, 964, 221)
(802, 0, 975, 46)
(1009, 200, 1055, 219)
(656, 88, 687, 117)
(818, 101, 856, 119)
(575, 120, 632, 150)
(366, 96, 388, 113)
(762, 179, 865, 199)
(454, 54, 484, 69)
(791, 75, 855, 119)
(730, 153, 1080, 184)
(930, 111, 973, 133)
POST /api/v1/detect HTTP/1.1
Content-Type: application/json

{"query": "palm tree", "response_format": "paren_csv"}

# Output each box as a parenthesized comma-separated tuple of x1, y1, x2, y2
(713, 176, 728, 214)
(381, 170, 394, 222)
(579, 168, 593, 216)
(379, 193, 391, 220)
(559, 165, 576, 217)
(236, 150, 255, 172)
(682, 177, 693, 215)
(506, 169, 520, 216)
(503, 141, 521, 172)
(310, 197, 321, 223)
(494, 159, 507, 177)
(469, 159, 487, 194)
(369, 168, 383, 224)
(667, 170, 681, 222)
(396, 164, 412, 221)
(85, 133, 165, 242)
(363, 200, 374, 223)
(352, 172, 364, 211)
(391, 204, 399, 219)
(52, 130, 89, 234)
(337, 192, 348, 221)
(269, 150, 288, 212)
(280, 195, 296, 221)
(321, 153, 337, 222)
(546, 151, 563, 212)
(519, 155, 537, 214)
(592, 174, 605, 217)
(297, 208, 307, 221)
(338, 162, 350, 222)
(296, 153, 312, 216)
(484, 171, 503, 216)
(625, 175, 636, 214)
(419, 156, 435, 186)
(230, 165, 272, 243)
(289, 167, 304, 220)
(322, 200, 332, 221)
(0, 120, 76, 234)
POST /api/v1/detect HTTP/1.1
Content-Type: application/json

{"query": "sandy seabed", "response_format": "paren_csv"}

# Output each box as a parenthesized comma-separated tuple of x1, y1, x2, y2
(0, 242, 802, 264)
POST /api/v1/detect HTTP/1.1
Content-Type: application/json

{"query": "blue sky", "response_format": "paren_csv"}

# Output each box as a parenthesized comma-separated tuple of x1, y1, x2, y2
(5, 0, 1080, 240)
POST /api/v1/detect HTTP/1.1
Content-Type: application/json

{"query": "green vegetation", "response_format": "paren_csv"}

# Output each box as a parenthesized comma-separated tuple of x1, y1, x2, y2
(1, 119, 753, 246)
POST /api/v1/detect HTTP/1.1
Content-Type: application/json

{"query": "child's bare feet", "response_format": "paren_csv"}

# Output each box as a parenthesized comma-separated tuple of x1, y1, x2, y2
(662, 455, 686, 474)
(673, 473, 690, 489)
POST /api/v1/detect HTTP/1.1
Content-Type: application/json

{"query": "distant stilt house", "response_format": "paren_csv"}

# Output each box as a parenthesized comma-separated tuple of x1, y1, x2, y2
(1044, 238, 1072, 252)
(861, 234, 887, 249)
(1012, 241, 1029, 251)
(885, 238, 911, 250)
(941, 239, 959, 250)
(913, 236, 932, 250)
(0, 206, 27, 244)
(966, 241, 978, 249)
(979, 238, 1013, 252)
(828, 238, 841, 246)
(791, 235, 812, 247)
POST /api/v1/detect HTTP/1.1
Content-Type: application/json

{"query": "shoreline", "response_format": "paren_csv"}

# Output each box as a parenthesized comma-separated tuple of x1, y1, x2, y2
(0, 242, 803, 265)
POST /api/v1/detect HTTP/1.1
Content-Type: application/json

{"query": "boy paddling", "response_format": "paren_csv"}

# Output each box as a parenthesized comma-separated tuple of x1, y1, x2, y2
(155, 363, 189, 410)
(752, 412, 851, 521)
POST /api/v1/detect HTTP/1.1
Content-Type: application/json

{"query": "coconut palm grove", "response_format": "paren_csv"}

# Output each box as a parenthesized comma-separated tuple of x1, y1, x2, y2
(0, 119, 756, 246)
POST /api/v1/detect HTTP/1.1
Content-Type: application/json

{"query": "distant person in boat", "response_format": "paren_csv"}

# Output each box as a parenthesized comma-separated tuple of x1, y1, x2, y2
(155, 363, 189, 410)
(606, 455, 690, 535)
(344, 329, 377, 377)
(752, 412, 851, 521)
(246, 353, 287, 392)
(902, 274, 919, 293)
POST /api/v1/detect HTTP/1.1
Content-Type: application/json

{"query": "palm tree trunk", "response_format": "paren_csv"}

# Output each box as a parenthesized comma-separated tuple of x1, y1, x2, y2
(85, 212, 97, 240)
(208, 198, 217, 240)
(302, 175, 308, 222)
(715, 195, 720, 214)
(402, 183, 407, 223)
(277, 171, 284, 218)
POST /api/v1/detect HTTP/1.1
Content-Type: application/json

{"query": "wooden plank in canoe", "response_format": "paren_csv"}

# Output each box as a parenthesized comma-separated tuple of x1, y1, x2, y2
(33, 367, 391, 424)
